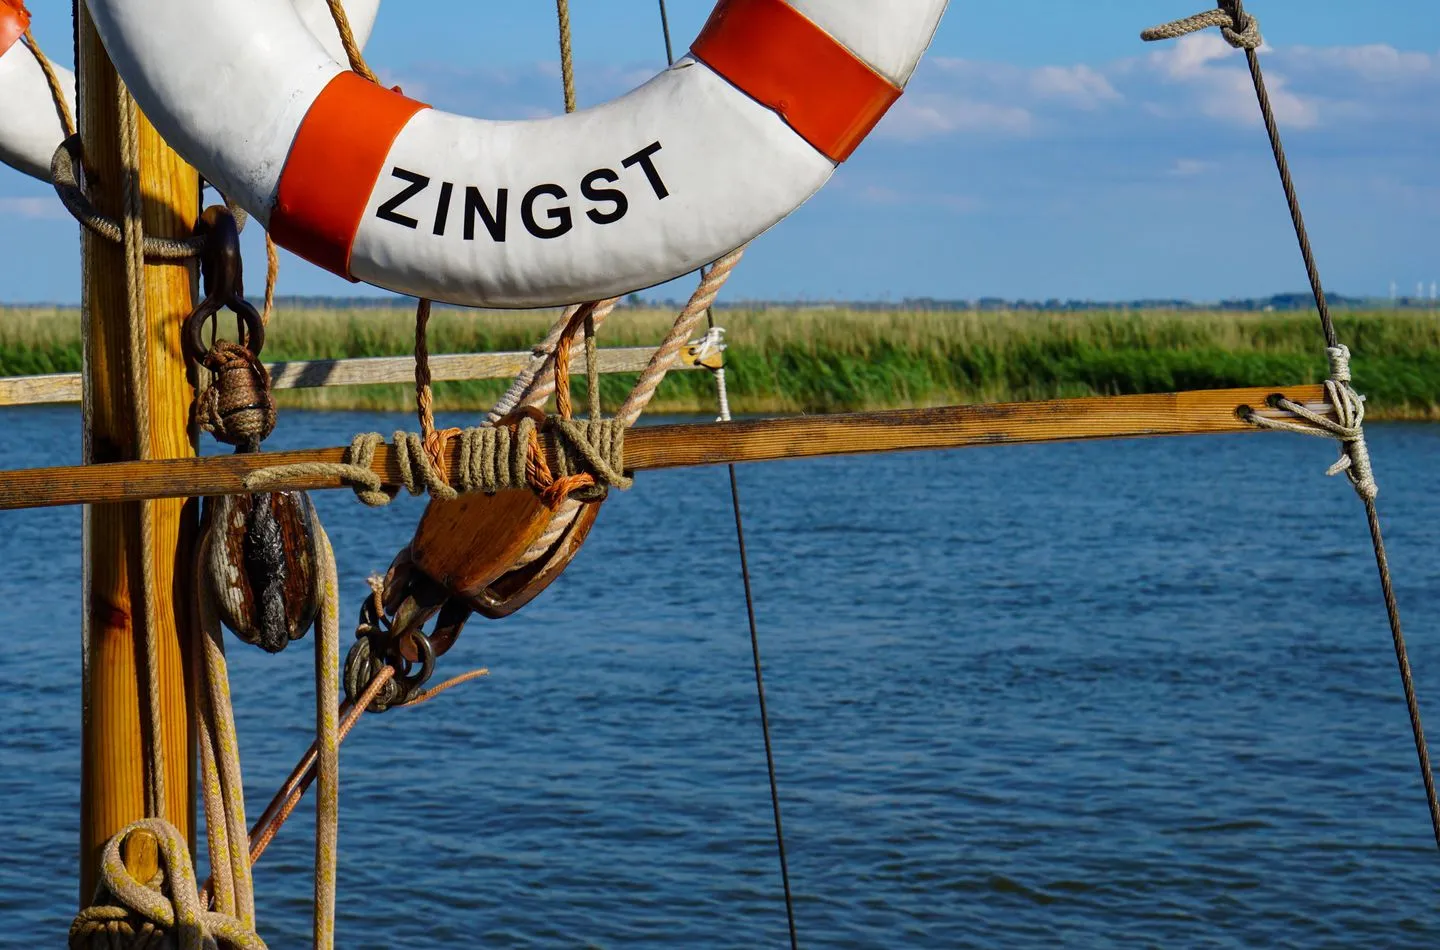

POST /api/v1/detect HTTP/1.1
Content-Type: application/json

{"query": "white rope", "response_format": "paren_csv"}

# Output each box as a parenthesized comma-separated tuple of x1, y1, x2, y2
(1247, 345, 1378, 501)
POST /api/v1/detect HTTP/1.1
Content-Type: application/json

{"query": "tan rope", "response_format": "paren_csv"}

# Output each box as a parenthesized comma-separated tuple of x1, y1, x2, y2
(323, 0, 380, 83)
(21, 29, 76, 138)
(117, 80, 169, 824)
(414, 298, 462, 476)
(194, 529, 256, 929)
(51, 136, 209, 259)
(311, 521, 342, 950)
(262, 235, 280, 325)
(618, 246, 746, 426)
(556, 0, 578, 113)
(71, 820, 266, 950)
(1141, 5, 1262, 50)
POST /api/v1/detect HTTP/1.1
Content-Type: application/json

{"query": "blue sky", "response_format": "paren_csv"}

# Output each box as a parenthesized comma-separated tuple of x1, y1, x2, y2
(3, 1, 1439, 303)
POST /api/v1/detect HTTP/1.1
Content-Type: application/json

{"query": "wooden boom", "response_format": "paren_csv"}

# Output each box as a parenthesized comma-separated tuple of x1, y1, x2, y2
(0, 385, 1326, 512)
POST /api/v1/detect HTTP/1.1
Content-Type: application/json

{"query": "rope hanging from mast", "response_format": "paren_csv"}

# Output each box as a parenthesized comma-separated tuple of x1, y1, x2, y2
(1144, 0, 1440, 850)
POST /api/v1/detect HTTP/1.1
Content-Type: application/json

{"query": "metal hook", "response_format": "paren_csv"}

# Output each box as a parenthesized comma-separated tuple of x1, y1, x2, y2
(181, 205, 266, 368)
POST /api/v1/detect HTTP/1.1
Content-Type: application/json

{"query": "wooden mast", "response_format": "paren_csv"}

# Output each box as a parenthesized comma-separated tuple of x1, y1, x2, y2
(77, 7, 198, 900)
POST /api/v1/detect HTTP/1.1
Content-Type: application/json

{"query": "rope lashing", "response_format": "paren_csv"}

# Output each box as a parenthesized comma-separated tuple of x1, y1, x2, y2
(195, 341, 278, 451)
(243, 415, 632, 507)
(51, 137, 209, 260)
(1142, 4, 1262, 50)
(70, 820, 267, 950)
(1245, 346, 1377, 501)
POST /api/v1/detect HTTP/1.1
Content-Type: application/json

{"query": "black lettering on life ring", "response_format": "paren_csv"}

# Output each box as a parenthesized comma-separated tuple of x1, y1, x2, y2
(464, 186, 508, 242)
(376, 167, 429, 229)
(581, 168, 628, 225)
(621, 142, 668, 200)
(521, 184, 573, 239)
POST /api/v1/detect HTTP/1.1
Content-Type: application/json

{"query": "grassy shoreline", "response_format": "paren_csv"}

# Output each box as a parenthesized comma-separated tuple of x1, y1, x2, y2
(3, 305, 1439, 419)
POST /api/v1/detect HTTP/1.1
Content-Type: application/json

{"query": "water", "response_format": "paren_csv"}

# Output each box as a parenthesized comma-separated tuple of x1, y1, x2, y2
(0, 406, 1438, 947)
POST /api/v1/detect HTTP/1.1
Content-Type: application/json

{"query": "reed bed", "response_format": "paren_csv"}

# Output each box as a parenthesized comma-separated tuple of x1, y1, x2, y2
(2, 304, 1438, 418)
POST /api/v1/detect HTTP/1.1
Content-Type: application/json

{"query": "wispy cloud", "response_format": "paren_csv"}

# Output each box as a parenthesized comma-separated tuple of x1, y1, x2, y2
(0, 198, 67, 221)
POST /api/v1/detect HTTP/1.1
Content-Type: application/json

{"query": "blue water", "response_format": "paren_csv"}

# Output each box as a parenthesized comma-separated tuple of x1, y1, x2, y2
(0, 406, 1438, 947)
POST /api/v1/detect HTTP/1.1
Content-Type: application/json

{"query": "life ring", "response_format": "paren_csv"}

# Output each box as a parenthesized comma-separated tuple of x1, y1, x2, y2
(85, 0, 948, 308)
(0, 0, 380, 183)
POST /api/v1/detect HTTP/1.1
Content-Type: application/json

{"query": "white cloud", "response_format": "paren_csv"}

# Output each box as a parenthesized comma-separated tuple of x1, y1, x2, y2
(1030, 65, 1121, 108)
(882, 96, 1033, 138)
(0, 198, 66, 221)
(1169, 159, 1214, 177)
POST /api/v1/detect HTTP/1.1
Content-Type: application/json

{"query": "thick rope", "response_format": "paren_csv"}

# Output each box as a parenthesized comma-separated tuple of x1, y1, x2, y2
(556, 0, 577, 113)
(195, 527, 256, 929)
(1245, 347, 1376, 500)
(1141, 6, 1262, 49)
(311, 521, 342, 950)
(322, 0, 380, 83)
(70, 820, 266, 950)
(618, 247, 746, 426)
(262, 236, 280, 326)
(22, 29, 76, 138)
(242, 417, 632, 506)
(1145, 0, 1440, 849)
(51, 136, 208, 259)
(118, 81, 168, 824)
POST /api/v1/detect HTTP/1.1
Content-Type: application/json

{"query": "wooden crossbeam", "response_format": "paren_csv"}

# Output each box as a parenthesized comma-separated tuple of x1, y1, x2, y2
(0, 385, 1327, 512)
(0, 346, 698, 407)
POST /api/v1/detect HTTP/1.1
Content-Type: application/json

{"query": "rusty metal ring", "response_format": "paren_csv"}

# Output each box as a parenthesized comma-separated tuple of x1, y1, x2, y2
(392, 629, 436, 701)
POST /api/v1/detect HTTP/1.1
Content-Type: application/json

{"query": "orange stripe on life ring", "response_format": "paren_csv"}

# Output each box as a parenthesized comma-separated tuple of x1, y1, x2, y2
(0, 1, 31, 60)
(271, 72, 429, 280)
(690, 0, 902, 164)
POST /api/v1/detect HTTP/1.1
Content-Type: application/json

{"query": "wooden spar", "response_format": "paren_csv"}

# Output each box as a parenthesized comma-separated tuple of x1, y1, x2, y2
(0, 346, 705, 407)
(77, 10, 198, 899)
(0, 385, 1328, 512)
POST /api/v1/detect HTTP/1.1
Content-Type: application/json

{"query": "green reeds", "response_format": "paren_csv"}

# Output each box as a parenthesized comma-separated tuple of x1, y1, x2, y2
(2, 304, 1438, 418)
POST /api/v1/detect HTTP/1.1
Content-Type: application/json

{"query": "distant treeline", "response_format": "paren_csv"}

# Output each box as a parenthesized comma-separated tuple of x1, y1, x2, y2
(11, 292, 1434, 313)
(1, 305, 1438, 419)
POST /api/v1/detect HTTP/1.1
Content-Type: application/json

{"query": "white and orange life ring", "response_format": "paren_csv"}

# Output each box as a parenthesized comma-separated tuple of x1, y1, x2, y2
(0, 0, 380, 183)
(86, 0, 948, 308)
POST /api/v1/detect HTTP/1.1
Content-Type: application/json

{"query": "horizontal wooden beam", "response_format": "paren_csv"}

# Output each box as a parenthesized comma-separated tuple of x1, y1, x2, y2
(0, 347, 696, 407)
(0, 385, 1327, 512)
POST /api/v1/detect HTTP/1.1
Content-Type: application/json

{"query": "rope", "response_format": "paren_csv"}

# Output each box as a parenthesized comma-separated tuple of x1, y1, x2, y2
(70, 820, 266, 950)
(195, 526, 257, 929)
(262, 236, 280, 326)
(311, 520, 341, 950)
(117, 81, 169, 824)
(617, 246, 745, 426)
(1141, 5, 1262, 49)
(1245, 347, 1376, 499)
(242, 417, 632, 506)
(21, 29, 76, 138)
(1144, 0, 1440, 849)
(322, 0, 380, 83)
(414, 299, 462, 476)
(556, 0, 577, 113)
(51, 136, 208, 259)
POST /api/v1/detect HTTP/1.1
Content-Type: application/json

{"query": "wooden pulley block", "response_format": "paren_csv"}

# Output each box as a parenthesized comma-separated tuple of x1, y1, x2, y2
(408, 489, 560, 604)
(202, 490, 321, 653)
(471, 501, 602, 619)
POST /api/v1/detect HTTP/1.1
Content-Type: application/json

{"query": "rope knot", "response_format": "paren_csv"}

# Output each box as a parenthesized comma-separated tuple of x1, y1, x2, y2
(70, 819, 266, 949)
(1245, 344, 1377, 502)
(1142, 6, 1262, 51)
(195, 341, 277, 451)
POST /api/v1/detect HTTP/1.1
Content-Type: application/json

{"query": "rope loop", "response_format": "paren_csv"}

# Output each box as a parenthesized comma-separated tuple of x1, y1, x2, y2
(51, 136, 210, 259)
(70, 819, 267, 950)
(1142, 4, 1262, 50)
(243, 415, 632, 506)
(1245, 344, 1378, 501)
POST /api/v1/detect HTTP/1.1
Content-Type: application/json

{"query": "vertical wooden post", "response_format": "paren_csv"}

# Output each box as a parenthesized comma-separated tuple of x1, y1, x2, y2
(77, 9, 198, 901)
